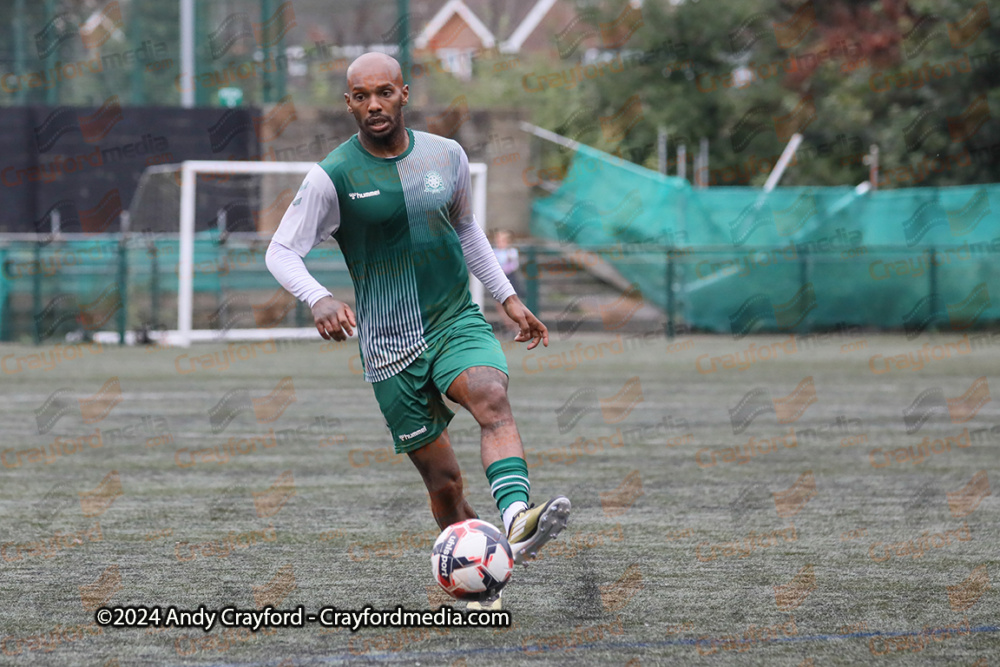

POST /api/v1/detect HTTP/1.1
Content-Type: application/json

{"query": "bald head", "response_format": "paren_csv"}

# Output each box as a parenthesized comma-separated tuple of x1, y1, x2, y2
(344, 52, 410, 155)
(346, 52, 404, 90)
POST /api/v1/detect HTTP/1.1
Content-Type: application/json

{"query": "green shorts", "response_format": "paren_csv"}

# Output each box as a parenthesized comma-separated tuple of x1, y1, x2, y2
(371, 314, 508, 454)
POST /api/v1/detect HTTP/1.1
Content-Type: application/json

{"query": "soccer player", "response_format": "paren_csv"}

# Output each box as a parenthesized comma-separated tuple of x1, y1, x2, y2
(266, 52, 570, 608)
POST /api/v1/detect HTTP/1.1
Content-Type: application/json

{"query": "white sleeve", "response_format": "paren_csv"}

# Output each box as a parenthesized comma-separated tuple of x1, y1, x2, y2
(266, 164, 341, 308)
(449, 149, 516, 303)
(265, 241, 333, 308)
(271, 164, 341, 255)
(455, 221, 516, 303)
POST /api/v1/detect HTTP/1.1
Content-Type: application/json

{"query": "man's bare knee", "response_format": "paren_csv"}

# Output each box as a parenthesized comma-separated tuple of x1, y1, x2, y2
(473, 382, 512, 425)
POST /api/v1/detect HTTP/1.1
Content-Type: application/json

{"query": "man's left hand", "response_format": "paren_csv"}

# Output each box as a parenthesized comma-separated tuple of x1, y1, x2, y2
(501, 295, 549, 350)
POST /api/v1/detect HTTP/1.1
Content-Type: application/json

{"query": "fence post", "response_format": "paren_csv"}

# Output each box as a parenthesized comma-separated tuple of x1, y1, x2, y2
(150, 240, 160, 331)
(0, 248, 7, 342)
(261, 0, 274, 102)
(666, 247, 676, 340)
(524, 245, 539, 316)
(117, 239, 128, 345)
(928, 247, 938, 332)
(32, 242, 42, 344)
(799, 247, 810, 331)
(296, 300, 307, 327)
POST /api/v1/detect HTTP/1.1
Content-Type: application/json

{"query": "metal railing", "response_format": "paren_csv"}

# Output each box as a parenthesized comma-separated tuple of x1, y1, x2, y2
(1, 237, 996, 344)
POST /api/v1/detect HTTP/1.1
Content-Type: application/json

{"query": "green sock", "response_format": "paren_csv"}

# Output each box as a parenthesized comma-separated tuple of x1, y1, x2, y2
(486, 456, 530, 514)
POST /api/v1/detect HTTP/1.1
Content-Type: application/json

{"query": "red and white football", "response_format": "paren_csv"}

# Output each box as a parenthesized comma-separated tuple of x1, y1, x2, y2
(431, 519, 514, 602)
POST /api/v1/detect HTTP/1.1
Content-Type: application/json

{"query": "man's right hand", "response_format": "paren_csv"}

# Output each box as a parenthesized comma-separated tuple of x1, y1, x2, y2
(312, 296, 356, 341)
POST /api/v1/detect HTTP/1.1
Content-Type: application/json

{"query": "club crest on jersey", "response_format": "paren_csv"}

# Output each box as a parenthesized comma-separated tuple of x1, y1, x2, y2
(424, 171, 445, 194)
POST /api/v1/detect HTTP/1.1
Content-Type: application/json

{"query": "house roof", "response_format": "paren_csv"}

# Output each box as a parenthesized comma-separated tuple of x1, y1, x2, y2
(416, 0, 586, 52)
(462, 0, 545, 42)
(414, 0, 496, 49)
(499, 0, 559, 52)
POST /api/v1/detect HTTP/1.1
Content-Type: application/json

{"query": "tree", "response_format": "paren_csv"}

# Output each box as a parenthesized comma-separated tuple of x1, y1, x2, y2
(568, 0, 999, 187)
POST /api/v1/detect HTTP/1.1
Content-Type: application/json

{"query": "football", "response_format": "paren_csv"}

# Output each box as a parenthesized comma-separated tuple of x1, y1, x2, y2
(431, 519, 514, 601)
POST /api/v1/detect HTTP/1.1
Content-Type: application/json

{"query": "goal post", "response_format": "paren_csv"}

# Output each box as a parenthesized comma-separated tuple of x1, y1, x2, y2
(142, 159, 488, 347)
(177, 160, 314, 347)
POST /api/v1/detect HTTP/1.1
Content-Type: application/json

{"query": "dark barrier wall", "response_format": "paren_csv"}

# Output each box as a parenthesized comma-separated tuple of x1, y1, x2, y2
(0, 105, 259, 233)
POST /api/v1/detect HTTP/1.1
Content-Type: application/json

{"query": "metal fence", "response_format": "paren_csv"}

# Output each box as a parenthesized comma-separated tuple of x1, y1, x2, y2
(2, 237, 997, 344)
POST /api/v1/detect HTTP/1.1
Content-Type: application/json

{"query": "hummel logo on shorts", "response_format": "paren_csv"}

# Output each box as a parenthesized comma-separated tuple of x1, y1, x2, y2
(399, 425, 428, 441)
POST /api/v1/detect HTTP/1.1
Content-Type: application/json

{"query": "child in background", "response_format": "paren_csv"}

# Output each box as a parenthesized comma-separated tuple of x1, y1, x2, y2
(492, 230, 522, 334)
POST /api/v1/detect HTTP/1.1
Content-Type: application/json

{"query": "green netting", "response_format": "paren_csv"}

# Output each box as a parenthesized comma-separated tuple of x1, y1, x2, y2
(0, 235, 350, 342)
(532, 145, 1000, 335)
(2, 148, 998, 343)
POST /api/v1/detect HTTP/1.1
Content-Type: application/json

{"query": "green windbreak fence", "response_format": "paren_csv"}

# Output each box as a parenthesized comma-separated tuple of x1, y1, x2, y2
(532, 145, 1000, 336)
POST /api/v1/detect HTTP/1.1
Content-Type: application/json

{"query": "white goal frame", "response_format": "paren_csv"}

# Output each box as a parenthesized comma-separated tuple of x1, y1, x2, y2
(159, 159, 488, 347)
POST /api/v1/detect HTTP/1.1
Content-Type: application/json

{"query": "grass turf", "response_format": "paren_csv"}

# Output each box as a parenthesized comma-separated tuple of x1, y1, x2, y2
(0, 331, 997, 665)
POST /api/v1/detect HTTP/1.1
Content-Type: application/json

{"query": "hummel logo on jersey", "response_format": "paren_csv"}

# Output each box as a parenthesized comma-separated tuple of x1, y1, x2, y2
(349, 189, 381, 200)
(399, 425, 428, 441)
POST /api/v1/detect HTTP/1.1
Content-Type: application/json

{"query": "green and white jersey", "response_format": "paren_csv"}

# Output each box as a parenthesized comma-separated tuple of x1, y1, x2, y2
(272, 129, 485, 382)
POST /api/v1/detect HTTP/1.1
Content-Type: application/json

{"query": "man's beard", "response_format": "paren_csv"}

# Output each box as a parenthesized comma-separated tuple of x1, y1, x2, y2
(361, 110, 404, 145)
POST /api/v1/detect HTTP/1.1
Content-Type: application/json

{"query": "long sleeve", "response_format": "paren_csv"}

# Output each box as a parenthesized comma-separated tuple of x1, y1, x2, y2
(449, 149, 516, 303)
(267, 164, 342, 308)
(454, 218, 516, 303)
(265, 241, 333, 308)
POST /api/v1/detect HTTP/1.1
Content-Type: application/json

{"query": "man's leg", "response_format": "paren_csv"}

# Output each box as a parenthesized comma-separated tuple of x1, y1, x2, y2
(446, 366, 570, 564)
(370, 353, 469, 530)
(445, 366, 522, 470)
(407, 430, 477, 530)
